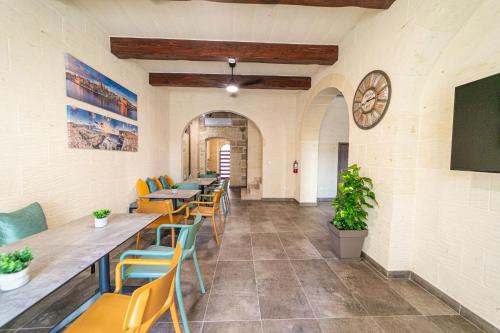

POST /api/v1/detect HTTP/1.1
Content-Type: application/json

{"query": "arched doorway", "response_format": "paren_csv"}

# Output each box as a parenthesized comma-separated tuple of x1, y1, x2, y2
(181, 111, 264, 200)
(298, 74, 353, 204)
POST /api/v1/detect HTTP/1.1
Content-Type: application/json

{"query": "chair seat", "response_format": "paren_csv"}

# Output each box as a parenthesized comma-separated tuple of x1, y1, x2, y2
(190, 206, 213, 216)
(65, 293, 130, 333)
(125, 245, 174, 279)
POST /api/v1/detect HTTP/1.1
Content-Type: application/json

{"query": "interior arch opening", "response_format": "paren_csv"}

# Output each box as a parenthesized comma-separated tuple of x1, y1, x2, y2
(181, 111, 263, 200)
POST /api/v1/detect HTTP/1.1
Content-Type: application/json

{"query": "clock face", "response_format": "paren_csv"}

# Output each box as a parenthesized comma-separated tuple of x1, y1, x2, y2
(353, 70, 391, 129)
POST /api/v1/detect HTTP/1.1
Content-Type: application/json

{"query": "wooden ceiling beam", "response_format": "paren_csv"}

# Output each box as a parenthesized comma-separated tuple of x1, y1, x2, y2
(205, 0, 396, 9)
(149, 73, 311, 90)
(111, 37, 338, 65)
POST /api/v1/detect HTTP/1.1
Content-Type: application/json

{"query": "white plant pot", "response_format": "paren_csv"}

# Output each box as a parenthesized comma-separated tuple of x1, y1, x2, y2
(94, 217, 108, 228)
(0, 266, 30, 291)
(171, 189, 178, 194)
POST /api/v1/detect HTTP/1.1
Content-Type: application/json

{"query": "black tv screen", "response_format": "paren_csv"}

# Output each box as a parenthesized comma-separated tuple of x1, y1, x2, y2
(451, 73, 500, 173)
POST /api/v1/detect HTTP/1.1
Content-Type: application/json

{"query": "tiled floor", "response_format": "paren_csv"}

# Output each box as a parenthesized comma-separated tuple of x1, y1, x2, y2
(1, 197, 485, 333)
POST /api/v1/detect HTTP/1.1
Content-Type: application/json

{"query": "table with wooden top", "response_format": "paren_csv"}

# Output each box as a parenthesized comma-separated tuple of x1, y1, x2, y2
(181, 177, 218, 193)
(141, 189, 201, 209)
(0, 213, 161, 331)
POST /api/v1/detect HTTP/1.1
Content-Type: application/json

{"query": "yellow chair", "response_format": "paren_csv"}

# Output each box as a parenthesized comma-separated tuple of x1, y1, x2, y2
(164, 175, 175, 188)
(152, 177, 163, 190)
(136, 179, 150, 202)
(135, 199, 189, 249)
(188, 189, 224, 246)
(65, 241, 183, 333)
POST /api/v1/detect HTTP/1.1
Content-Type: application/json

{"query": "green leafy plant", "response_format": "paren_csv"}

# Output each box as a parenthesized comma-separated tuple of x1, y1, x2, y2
(0, 247, 33, 274)
(171, 184, 179, 189)
(332, 164, 377, 231)
(93, 209, 111, 219)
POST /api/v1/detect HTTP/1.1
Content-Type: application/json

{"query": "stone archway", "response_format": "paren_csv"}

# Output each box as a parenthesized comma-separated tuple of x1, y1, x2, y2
(180, 111, 264, 199)
(297, 74, 355, 204)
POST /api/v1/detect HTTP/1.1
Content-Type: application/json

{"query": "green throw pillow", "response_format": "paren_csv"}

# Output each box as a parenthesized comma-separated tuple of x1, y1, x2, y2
(0, 202, 48, 246)
(146, 178, 159, 193)
(159, 176, 169, 189)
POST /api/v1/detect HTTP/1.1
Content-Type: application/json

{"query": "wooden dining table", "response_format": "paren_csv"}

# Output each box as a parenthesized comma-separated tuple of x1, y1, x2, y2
(0, 213, 161, 331)
(180, 177, 218, 193)
(140, 189, 201, 209)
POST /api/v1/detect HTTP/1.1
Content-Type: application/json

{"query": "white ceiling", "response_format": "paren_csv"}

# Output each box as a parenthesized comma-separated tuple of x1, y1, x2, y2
(75, 0, 371, 76)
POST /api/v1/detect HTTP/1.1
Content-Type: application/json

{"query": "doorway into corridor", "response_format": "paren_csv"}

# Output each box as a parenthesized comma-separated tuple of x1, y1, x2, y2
(181, 111, 263, 200)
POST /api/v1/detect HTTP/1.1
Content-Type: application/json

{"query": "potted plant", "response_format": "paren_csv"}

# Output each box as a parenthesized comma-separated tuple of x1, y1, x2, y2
(0, 247, 34, 291)
(170, 184, 179, 194)
(93, 209, 111, 228)
(329, 164, 377, 260)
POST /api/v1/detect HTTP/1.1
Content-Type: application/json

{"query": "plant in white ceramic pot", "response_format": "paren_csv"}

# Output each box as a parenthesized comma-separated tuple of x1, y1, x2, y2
(0, 247, 34, 291)
(329, 164, 377, 260)
(170, 184, 179, 194)
(93, 209, 111, 228)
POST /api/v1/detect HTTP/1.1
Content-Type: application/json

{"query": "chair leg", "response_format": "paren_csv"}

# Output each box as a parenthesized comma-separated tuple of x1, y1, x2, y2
(170, 301, 182, 333)
(211, 215, 220, 246)
(217, 209, 224, 234)
(175, 269, 190, 333)
(192, 251, 206, 294)
(171, 227, 176, 247)
(135, 232, 142, 250)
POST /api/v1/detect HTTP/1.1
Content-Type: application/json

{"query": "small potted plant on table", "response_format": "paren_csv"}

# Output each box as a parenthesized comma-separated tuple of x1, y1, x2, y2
(329, 164, 377, 260)
(170, 184, 179, 194)
(0, 247, 34, 291)
(93, 209, 111, 228)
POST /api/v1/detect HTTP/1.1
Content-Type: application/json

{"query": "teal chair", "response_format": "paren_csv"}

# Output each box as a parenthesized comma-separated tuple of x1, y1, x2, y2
(0, 202, 47, 246)
(119, 215, 205, 333)
(198, 173, 216, 178)
(176, 182, 200, 208)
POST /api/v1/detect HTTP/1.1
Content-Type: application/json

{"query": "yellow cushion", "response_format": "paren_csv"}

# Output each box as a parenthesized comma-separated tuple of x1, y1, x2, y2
(152, 177, 163, 190)
(65, 293, 130, 333)
(164, 175, 174, 188)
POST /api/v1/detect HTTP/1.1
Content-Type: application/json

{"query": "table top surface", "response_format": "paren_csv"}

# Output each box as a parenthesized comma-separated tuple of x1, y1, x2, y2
(141, 189, 201, 199)
(0, 213, 161, 327)
(181, 178, 217, 186)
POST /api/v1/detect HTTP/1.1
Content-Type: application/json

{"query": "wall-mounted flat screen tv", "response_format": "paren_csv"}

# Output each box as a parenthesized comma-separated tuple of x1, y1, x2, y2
(451, 73, 500, 173)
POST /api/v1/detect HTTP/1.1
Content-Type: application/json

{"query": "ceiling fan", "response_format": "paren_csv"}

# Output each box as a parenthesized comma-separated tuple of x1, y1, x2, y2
(225, 57, 263, 97)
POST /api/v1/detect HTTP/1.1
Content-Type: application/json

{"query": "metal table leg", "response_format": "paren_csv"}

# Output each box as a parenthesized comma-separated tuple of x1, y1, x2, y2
(98, 254, 111, 293)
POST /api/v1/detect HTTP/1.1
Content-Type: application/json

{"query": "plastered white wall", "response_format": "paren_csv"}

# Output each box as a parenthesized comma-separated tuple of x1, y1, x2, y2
(0, 0, 169, 227)
(317, 96, 349, 198)
(295, 0, 499, 327)
(167, 88, 297, 199)
(412, 0, 500, 326)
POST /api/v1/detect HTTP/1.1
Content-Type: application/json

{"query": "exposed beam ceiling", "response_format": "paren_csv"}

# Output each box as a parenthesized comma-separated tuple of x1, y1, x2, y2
(205, 0, 396, 9)
(111, 38, 338, 65)
(149, 73, 311, 90)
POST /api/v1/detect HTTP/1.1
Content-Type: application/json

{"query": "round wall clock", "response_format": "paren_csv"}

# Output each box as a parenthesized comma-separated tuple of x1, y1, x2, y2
(352, 70, 391, 129)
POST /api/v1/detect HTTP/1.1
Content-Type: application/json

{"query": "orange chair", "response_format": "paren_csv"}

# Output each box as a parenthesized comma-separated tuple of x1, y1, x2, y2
(135, 199, 189, 249)
(188, 189, 224, 246)
(65, 240, 184, 333)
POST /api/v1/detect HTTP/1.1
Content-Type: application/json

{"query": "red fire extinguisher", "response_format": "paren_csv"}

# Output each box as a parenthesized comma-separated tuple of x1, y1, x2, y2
(293, 160, 299, 174)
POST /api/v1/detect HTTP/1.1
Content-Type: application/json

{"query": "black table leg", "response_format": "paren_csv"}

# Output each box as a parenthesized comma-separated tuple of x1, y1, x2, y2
(98, 254, 110, 293)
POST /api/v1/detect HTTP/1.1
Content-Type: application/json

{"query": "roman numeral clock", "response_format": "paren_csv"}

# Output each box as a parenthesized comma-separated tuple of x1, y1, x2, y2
(352, 70, 391, 129)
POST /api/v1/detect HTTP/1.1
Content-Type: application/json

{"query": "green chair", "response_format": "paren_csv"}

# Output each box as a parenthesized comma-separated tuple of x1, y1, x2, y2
(176, 182, 200, 208)
(198, 173, 216, 178)
(0, 202, 48, 246)
(119, 215, 205, 333)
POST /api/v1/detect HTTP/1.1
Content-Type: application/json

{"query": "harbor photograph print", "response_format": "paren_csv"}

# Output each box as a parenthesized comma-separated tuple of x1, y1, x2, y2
(65, 53, 138, 121)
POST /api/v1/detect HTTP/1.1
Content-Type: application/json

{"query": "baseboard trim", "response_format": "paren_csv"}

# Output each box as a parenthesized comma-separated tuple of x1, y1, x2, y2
(261, 197, 296, 202)
(361, 252, 499, 333)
